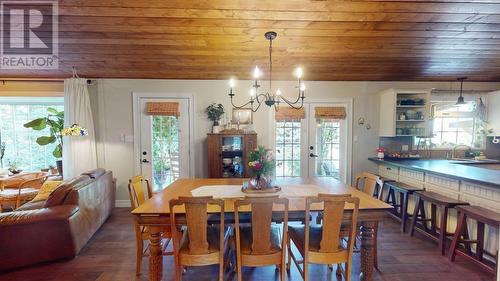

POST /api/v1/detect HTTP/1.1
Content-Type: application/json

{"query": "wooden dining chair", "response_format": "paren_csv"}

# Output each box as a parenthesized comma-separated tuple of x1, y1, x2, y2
(354, 172, 385, 200)
(128, 176, 172, 276)
(288, 194, 360, 281)
(233, 196, 289, 281)
(169, 196, 230, 281)
(2, 172, 48, 189)
(0, 174, 48, 212)
(354, 172, 383, 269)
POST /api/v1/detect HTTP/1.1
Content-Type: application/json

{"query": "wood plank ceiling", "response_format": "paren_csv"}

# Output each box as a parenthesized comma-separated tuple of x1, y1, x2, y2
(1, 0, 500, 81)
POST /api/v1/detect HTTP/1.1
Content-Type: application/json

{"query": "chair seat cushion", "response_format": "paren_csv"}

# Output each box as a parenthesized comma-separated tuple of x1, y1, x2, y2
(0, 188, 38, 199)
(239, 224, 282, 255)
(289, 224, 347, 253)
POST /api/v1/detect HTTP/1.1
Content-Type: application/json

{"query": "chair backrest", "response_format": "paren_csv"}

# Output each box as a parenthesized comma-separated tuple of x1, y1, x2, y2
(354, 172, 383, 198)
(234, 196, 289, 255)
(169, 196, 225, 255)
(5, 172, 48, 188)
(19, 175, 49, 189)
(128, 176, 153, 209)
(305, 193, 359, 254)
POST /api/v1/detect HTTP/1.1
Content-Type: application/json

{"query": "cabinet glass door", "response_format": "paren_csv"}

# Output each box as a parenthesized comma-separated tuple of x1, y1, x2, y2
(221, 136, 244, 178)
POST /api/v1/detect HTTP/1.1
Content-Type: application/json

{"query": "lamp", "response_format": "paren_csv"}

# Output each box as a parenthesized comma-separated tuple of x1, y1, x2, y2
(455, 77, 467, 106)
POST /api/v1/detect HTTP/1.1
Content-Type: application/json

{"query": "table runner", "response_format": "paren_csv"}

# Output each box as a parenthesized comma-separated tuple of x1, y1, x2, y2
(191, 184, 328, 198)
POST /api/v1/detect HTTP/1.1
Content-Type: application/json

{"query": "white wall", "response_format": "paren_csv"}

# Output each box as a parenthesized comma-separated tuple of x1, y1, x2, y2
(89, 79, 500, 202)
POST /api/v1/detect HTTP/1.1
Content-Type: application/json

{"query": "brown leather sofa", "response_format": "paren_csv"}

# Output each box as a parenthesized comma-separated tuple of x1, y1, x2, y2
(0, 169, 115, 272)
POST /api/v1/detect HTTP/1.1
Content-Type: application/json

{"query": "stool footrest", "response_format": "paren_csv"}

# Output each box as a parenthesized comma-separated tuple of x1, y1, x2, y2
(460, 239, 479, 244)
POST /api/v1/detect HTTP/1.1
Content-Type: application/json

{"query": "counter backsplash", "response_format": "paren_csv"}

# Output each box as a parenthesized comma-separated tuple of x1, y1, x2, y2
(378, 136, 500, 160)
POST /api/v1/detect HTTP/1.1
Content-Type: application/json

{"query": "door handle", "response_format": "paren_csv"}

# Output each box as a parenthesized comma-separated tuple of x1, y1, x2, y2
(309, 153, 318, 158)
(142, 159, 150, 163)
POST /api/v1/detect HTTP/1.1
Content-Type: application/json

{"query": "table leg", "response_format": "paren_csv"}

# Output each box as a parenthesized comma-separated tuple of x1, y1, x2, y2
(149, 226, 163, 281)
(360, 221, 377, 281)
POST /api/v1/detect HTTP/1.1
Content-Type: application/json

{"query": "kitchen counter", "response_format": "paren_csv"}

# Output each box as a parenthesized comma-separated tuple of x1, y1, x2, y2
(368, 157, 500, 188)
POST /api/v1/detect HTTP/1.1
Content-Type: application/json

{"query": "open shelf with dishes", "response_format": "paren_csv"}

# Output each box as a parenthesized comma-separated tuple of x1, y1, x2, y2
(379, 89, 432, 137)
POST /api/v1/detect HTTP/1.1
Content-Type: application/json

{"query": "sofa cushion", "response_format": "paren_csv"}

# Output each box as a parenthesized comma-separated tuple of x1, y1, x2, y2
(15, 200, 45, 211)
(43, 183, 73, 208)
(81, 168, 106, 179)
(32, 181, 63, 202)
(44, 176, 90, 208)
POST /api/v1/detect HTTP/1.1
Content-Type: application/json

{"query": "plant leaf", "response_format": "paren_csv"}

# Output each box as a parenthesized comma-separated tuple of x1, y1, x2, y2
(36, 136, 56, 145)
(24, 118, 46, 130)
(47, 107, 59, 114)
(53, 144, 62, 158)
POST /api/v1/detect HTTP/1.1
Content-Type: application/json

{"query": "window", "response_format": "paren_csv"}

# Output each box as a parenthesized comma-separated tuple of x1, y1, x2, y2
(0, 97, 64, 171)
(315, 119, 341, 179)
(151, 115, 179, 191)
(275, 120, 301, 177)
(430, 101, 482, 148)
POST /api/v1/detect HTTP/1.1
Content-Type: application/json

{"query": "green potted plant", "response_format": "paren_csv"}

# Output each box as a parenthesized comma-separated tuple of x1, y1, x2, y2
(49, 165, 58, 175)
(23, 107, 64, 175)
(205, 103, 224, 133)
(8, 160, 22, 175)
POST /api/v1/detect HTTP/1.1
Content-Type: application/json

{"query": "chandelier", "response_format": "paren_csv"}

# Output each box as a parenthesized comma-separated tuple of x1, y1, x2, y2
(228, 31, 306, 112)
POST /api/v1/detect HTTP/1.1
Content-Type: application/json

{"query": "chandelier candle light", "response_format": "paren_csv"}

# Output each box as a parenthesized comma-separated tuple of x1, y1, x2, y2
(228, 31, 306, 112)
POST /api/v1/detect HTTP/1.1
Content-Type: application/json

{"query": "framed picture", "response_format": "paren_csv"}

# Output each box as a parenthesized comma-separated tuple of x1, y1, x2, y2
(232, 108, 253, 125)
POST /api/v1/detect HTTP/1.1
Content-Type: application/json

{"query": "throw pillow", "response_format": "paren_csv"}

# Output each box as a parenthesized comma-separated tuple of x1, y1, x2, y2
(31, 181, 62, 202)
(43, 183, 73, 208)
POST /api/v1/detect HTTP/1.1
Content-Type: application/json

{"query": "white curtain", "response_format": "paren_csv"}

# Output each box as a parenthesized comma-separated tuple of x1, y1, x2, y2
(62, 78, 97, 179)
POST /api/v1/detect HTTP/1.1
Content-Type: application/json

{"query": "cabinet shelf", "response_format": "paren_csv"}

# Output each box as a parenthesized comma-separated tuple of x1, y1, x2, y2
(208, 133, 257, 178)
(379, 88, 432, 137)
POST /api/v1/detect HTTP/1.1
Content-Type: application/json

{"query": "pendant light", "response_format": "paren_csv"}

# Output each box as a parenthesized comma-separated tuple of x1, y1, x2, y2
(455, 77, 467, 105)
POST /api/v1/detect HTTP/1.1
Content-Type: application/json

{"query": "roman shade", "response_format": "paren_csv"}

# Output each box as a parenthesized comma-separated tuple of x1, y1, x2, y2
(275, 107, 305, 121)
(314, 106, 346, 120)
(146, 102, 180, 117)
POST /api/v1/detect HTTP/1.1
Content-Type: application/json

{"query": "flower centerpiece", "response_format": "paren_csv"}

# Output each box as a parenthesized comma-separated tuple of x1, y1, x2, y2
(247, 146, 275, 190)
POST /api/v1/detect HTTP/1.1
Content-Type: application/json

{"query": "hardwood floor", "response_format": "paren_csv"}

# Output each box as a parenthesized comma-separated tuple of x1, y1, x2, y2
(0, 208, 494, 281)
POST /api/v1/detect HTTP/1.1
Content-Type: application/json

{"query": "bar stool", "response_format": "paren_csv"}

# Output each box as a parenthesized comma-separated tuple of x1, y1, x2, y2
(449, 205, 500, 278)
(384, 181, 424, 232)
(374, 176, 396, 201)
(408, 191, 469, 255)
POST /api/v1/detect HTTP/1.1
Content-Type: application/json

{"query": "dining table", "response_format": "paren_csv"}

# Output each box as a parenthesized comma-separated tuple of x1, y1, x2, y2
(131, 177, 393, 281)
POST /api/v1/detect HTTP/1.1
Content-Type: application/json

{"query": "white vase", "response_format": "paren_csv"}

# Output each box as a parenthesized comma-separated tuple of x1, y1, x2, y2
(212, 125, 221, 133)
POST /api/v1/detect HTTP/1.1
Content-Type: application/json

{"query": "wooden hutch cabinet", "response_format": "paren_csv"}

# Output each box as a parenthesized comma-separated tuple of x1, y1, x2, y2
(207, 132, 257, 178)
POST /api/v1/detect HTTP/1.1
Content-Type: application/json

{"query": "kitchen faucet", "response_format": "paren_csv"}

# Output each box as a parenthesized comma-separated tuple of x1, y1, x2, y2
(451, 144, 472, 159)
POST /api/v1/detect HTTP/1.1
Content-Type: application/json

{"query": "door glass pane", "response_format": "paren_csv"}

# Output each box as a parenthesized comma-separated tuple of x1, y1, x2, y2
(151, 115, 179, 191)
(315, 119, 340, 179)
(275, 120, 301, 177)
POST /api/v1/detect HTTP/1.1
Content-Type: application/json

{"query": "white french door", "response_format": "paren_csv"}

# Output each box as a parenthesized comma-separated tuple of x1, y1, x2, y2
(138, 97, 191, 192)
(307, 103, 348, 182)
(274, 102, 350, 183)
